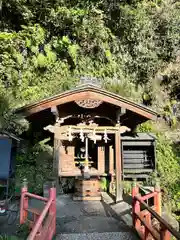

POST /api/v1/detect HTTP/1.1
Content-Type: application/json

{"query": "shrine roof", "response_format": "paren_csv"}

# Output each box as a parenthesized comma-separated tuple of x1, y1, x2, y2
(121, 133, 156, 141)
(15, 83, 159, 120)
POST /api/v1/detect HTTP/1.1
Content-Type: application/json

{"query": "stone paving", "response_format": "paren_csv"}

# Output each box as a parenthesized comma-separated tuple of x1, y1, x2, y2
(0, 193, 139, 239)
(0, 200, 20, 236)
(55, 195, 127, 233)
(57, 232, 136, 240)
(54, 194, 138, 239)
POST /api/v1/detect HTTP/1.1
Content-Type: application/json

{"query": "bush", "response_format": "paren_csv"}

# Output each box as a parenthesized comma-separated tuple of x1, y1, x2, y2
(137, 121, 180, 219)
(15, 141, 53, 195)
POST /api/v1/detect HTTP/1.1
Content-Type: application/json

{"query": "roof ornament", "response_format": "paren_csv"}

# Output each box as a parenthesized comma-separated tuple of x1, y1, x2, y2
(79, 76, 102, 87)
(75, 99, 102, 109)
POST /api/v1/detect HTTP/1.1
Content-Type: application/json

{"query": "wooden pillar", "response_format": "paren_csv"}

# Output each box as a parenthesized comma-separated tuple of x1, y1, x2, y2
(53, 138, 61, 175)
(109, 145, 115, 194)
(53, 137, 61, 193)
(115, 129, 122, 202)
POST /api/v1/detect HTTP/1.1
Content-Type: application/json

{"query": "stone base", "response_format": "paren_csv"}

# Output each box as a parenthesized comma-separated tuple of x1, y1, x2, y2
(73, 177, 101, 201)
(162, 211, 179, 231)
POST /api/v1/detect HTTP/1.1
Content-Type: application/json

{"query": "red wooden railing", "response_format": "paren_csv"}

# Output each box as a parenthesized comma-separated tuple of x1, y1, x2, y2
(132, 180, 180, 240)
(20, 180, 56, 240)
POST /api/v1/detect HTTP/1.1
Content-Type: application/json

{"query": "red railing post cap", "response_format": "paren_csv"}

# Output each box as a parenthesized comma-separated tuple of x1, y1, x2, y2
(155, 178, 160, 191)
(132, 178, 137, 187)
(22, 178, 28, 188)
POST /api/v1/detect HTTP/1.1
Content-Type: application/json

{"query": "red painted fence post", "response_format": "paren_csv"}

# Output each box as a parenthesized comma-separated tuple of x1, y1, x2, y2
(160, 226, 171, 240)
(49, 181, 56, 238)
(132, 178, 136, 227)
(144, 212, 151, 239)
(154, 179, 162, 216)
(132, 179, 141, 230)
(20, 178, 28, 224)
(132, 178, 139, 199)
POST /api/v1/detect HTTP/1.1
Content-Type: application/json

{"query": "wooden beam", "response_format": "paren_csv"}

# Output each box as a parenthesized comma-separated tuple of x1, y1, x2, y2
(115, 129, 122, 202)
(52, 125, 131, 135)
(16, 88, 157, 120)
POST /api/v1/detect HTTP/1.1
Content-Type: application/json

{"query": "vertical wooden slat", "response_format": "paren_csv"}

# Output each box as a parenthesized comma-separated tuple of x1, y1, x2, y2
(98, 145, 105, 173)
(115, 129, 122, 202)
(109, 145, 114, 174)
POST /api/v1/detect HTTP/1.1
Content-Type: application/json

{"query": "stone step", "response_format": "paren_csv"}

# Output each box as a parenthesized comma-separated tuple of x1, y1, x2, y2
(110, 201, 133, 227)
(56, 232, 138, 240)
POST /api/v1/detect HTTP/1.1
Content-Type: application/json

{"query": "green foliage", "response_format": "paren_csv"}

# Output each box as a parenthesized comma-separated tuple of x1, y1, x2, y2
(0, 91, 29, 134)
(156, 134, 180, 189)
(16, 140, 53, 194)
(15, 223, 30, 239)
(0, 0, 179, 110)
(162, 100, 178, 127)
(100, 177, 108, 191)
(0, 235, 19, 240)
(137, 122, 180, 217)
(136, 120, 155, 133)
(122, 181, 132, 195)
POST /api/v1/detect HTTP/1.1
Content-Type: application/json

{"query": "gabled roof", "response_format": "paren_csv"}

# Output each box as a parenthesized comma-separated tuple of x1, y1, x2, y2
(15, 84, 158, 120)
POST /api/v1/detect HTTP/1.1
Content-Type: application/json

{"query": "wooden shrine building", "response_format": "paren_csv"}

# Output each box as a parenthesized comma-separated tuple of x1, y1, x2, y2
(16, 80, 158, 201)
